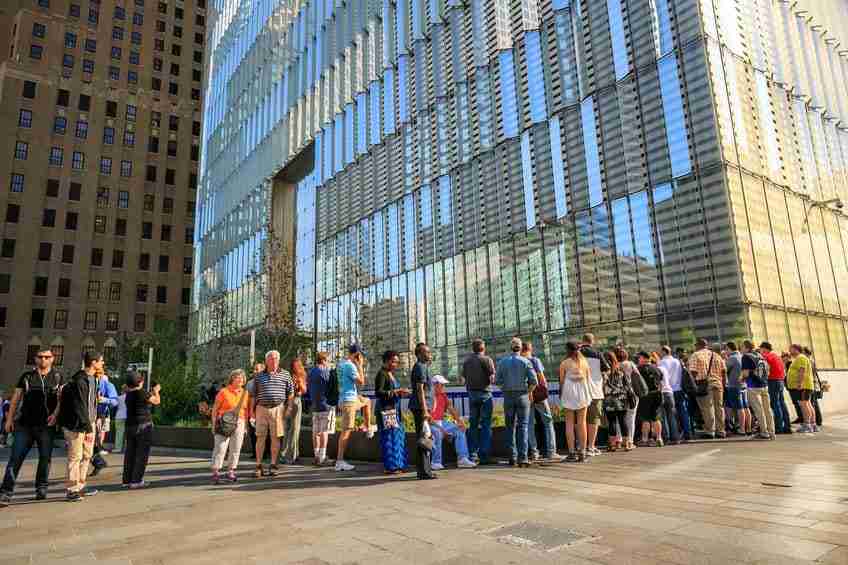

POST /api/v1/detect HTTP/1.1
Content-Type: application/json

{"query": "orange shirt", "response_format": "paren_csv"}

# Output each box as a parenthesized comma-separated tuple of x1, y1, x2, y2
(215, 386, 250, 420)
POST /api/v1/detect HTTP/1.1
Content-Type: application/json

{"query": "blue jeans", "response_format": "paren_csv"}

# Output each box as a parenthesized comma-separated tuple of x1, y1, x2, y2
(673, 391, 692, 439)
(503, 391, 531, 463)
(768, 380, 791, 433)
(467, 391, 493, 459)
(661, 392, 681, 442)
(431, 421, 471, 466)
(527, 400, 557, 458)
(1, 426, 55, 495)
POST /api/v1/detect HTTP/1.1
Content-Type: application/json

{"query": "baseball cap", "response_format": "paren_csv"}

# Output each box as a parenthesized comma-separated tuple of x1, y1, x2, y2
(432, 375, 449, 384)
(348, 343, 362, 354)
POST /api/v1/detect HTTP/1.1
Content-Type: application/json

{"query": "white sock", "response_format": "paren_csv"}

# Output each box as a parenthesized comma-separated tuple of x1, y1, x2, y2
(314, 447, 320, 458)
(319, 448, 326, 460)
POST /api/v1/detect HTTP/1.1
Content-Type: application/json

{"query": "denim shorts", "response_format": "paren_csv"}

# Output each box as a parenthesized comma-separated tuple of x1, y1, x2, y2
(725, 388, 748, 410)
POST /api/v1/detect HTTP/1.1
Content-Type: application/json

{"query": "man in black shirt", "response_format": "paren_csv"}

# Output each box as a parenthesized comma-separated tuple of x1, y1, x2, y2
(1, 347, 64, 506)
(462, 339, 495, 464)
(58, 351, 101, 502)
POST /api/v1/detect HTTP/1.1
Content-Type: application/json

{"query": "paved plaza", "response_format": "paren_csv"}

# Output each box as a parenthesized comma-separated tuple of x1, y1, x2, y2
(2, 416, 848, 565)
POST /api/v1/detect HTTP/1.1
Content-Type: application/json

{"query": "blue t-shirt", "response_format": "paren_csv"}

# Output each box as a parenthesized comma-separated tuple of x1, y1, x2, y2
(308, 366, 331, 412)
(338, 359, 359, 403)
(407, 361, 431, 412)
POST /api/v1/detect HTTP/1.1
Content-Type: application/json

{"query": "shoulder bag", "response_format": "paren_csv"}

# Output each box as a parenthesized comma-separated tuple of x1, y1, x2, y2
(215, 388, 247, 437)
(695, 354, 715, 397)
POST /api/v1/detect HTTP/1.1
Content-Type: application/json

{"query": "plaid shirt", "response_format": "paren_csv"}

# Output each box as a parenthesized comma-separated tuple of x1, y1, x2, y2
(687, 349, 726, 388)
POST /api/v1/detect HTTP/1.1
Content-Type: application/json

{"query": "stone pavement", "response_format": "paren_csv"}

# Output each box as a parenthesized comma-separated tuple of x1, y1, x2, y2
(2, 416, 848, 565)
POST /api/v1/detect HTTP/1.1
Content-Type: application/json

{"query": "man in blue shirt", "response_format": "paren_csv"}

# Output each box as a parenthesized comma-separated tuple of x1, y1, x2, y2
(334, 344, 373, 472)
(496, 337, 537, 467)
(409, 342, 436, 480)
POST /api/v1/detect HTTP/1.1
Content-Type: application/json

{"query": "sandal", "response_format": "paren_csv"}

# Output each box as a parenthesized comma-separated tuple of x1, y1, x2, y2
(254, 466, 263, 479)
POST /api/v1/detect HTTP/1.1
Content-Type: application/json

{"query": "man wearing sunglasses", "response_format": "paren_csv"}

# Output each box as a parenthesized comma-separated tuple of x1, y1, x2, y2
(0, 348, 65, 506)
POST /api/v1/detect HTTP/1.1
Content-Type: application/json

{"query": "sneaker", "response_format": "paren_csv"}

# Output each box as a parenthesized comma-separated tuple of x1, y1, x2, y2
(35, 489, 47, 501)
(212, 471, 221, 485)
(268, 465, 279, 477)
(227, 471, 237, 483)
(470, 454, 480, 464)
(716, 432, 727, 439)
(518, 461, 531, 468)
(334, 460, 355, 471)
(66, 491, 82, 503)
(431, 463, 445, 471)
(0, 493, 11, 507)
(129, 482, 148, 490)
(254, 467, 263, 478)
(366, 425, 376, 439)
(80, 487, 98, 497)
(577, 451, 589, 463)
(100, 450, 110, 455)
(457, 458, 477, 469)
(656, 439, 664, 448)
(565, 452, 579, 463)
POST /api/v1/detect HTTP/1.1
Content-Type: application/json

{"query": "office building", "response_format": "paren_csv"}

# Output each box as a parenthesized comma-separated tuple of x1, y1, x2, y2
(194, 0, 848, 375)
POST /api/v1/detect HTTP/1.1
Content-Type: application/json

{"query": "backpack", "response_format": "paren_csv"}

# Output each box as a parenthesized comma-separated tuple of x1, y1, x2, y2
(747, 352, 769, 387)
(681, 366, 697, 395)
(325, 367, 339, 407)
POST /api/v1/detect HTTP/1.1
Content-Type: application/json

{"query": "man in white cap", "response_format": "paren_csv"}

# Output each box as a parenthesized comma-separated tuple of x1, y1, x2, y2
(429, 375, 476, 470)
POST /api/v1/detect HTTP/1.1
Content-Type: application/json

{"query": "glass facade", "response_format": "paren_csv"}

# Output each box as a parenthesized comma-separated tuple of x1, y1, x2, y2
(195, 0, 848, 373)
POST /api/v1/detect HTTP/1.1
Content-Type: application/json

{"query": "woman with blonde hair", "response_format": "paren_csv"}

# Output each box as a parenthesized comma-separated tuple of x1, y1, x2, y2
(210, 369, 252, 483)
(559, 341, 591, 463)
(282, 358, 307, 464)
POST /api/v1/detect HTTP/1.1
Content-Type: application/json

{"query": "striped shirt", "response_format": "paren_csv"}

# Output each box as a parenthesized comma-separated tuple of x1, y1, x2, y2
(254, 370, 294, 407)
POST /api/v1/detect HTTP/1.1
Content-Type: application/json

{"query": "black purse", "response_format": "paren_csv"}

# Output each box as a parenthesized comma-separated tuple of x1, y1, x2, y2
(215, 389, 247, 437)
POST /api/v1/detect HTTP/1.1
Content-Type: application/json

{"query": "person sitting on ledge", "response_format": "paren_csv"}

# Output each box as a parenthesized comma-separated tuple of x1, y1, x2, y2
(430, 375, 477, 470)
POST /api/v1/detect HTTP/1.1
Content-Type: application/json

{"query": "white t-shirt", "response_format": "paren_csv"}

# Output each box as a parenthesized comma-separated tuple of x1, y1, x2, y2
(656, 365, 673, 394)
(115, 393, 127, 420)
(658, 356, 683, 392)
(586, 357, 604, 399)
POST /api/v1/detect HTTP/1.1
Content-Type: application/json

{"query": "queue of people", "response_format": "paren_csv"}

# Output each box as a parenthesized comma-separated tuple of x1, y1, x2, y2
(0, 334, 828, 504)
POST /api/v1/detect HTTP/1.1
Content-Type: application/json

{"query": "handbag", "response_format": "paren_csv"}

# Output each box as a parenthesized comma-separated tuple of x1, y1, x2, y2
(215, 388, 247, 437)
(418, 420, 434, 451)
(695, 353, 715, 397)
(381, 409, 400, 430)
(532, 374, 549, 403)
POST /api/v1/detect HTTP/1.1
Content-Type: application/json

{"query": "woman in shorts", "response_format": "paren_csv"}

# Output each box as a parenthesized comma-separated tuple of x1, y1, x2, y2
(559, 342, 591, 463)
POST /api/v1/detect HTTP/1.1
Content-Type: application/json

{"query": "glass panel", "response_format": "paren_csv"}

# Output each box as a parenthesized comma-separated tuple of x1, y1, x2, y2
(520, 131, 537, 230)
(657, 55, 692, 178)
(548, 117, 569, 218)
(525, 30, 547, 123)
(498, 50, 519, 139)
(606, 0, 629, 80)
(581, 97, 603, 207)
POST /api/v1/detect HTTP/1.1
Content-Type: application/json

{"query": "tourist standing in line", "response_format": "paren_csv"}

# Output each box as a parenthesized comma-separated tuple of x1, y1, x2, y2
(253, 350, 294, 477)
(740, 341, 774, 440)
(637, 352, 665, 447)
(659, 346, 690, 442)
(580, 334, 608, 457)
(496, 337, 537, 468)
(122, 373, 160, 488)
(430, 375, 477, 470)
(688, 338, 726, 439)
(603, 351, 632, 451)
(281, 358, 307, 464)
(211, 369, 251, 483)
(0, 348, 64, 506)
(245, 361, 265, 459)
(521, 341, 558, 462)
(617, 348, 644, 449)
(462, 339, 496, 465)
(802, 347, 824, 428)
(652, 351, 680, 444)
(374, 350, 409, 474)
(409, 343, 436, 480)
(58, 351, 102, 502)
(787, 345, 816, 433)
(724, 342, 751, 436)
(335, 345, 374, 472)
(559, 342, 591, 463)
(308, 353, 334, 466)
(113, 385, 128, 454)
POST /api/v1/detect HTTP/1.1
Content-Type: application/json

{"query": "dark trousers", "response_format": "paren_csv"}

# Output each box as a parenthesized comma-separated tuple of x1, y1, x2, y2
(673, 391, 692, 439)
(768, 380, 791, 432)
(605, 410, 629, 439)
(411, 410, 433, 479)
(122, 424, 153, 485)
(1, 426, 54, 495)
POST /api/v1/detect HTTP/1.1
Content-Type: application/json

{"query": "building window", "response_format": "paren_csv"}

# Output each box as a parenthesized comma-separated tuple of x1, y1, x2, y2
(154, 39, 164, 52)
(84, 38, 96, 53)
(120, 160, 132, 177)
(10, 174, 25, 193)
(189, 173, 197, 189)
(33, 276, 48, 296)
(19, 109, 33, 128)
(38, 242, 52, 260)
(69, 4, 80, 17)
(186, 201, 195, 217)
(72, 151, 85, 170)
(65, 32, 77, 48)
(94, 215, 106, 233)
(53, 116, 66, 134)
(111, 46, 121, 60)
(156, 285, 167, 303)
(109, 66, 120, 81)
(184, 226, 193, 244)
(118, 190, 129, 208)
(153, 58, 163, 72)
(192, 69, 201, 83)
(136, 284, 148, 302)
(128, 70, 138, 84)
(30, 45, 44, 60)
(146, 165, 157, 181)
(148, 137, 159, 153)
(139, 253, 150, 270)
(161, 224, 171, 241)
(112, 250, 124, 268)
(143, 194, 155, 211)
(194, 50, 202, 63)
(0, 274, 10, 293)
(173, 26, 182, 38)
(22, 81, 37, 98)
(83, 59, 94, 73)
(32, 22, 47, 38)
(91, 247, 103, 266)
(170, 62, 180, 76)
(42, 208, 56, 227)
(112, 26, 124, 41)
(105, 100, 117, 117)
(61, 244, 74, 263)
(103, 126, 115, 145)
(46, 178, 59, 196)
(168, 82, 179, 96)
(63, 54, 74, 68)
(134, 313, 146, 332)
(26, 344, 39, 364)
(194, 32, 203, 45)
(69, 182, 81, 200)
(75, 120, 88, 139)
(158, 255, 169, 272)
(171, 44, 181, 56)
(156, 20, 166, 32)
(1, 239, 16, 258)
(126, 105, 137, 121)
(84, 311, 97, 330)
(5, 204, 20, 223)
(181, 288, 190, 305)
(14, 141, 29, 160)
(115, 218, 126, 236)
(97, 187, 109, 207)
(54, 310, 68, 330)
(57, 89, 70, 106)
(167, 141, 177, 157)
(99, 157, 112, 175)
(114, 6, 126, 19)
(162, 197, 173, 213)
(87, 280, 101, 299)
(131, 31, 142, 45)
(165, 169, 175, 185)
(123, 130, 135, 147)
(129, 50, 140, 64)
(49, 147, 63, 166)
(78, 94, 90, 111)
(31, 308, 45, 329)
(142, 221, 152, 239)
(151, 77, 161, 91)
(133, 12, 143, 25)
(106, 312, 119, 331)
(196, 14, 204, 26)
(109, 281, 122, 301)
(182, 256, 192, 274)
(65, 211, 78, 230)
(58, 278, 71, 298)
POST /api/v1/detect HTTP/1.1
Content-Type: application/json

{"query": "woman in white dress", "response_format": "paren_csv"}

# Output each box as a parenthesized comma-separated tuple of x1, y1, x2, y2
(559, 341, 592, 463)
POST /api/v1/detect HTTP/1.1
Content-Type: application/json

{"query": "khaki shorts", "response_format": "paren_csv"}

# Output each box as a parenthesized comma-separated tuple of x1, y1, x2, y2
(312, 410, 336, 434)
(255, 404, 285, 438)
(340, 396, 369, 431)
(587, 399, 604, 425)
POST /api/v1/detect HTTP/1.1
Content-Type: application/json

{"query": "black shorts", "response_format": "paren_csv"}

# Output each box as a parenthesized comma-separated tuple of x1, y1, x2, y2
(789, 388, 812, 402)
(637, 393, 663, 423)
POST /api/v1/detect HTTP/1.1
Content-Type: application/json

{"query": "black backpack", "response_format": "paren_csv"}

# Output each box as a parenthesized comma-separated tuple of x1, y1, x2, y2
(746, 352, 769, 387)
(325, 367, 339, 407)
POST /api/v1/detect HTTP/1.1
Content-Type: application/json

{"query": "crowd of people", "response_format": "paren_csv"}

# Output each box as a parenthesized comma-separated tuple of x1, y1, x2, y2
(0, 333, 828, 504)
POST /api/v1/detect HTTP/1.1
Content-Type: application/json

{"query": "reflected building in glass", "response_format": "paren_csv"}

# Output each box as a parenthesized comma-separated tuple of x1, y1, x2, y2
(194, 0, 848, 376)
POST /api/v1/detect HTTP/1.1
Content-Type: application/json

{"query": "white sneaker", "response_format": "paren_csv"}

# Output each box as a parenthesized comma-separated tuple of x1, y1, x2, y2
(457, 458, 477, 469)
(366, 425, 376, 439)
(334, 461, 355, 471)
(431, 463, 445, 471)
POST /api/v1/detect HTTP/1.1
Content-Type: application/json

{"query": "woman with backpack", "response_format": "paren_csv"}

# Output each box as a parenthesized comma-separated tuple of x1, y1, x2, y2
(602, 351, 634, 452)
(308, 353, 335, 466)
(617, 349, 645, 449)
(210, 369, 252, 484)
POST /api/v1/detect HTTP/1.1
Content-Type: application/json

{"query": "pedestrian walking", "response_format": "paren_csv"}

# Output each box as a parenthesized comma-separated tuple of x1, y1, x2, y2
(580, 334, 608, 457)
(496, 337, 537, 468)
(57, 351, 102, 502)
(211, 369, 251, 483)
(374, 351, 409, 474)
(281, 358, 307, 464)
(409, 343, 437, 480)
(559, 341, 591, 463)
(603, 351, 633, 451)
(0, 348, 64, 506)
(787, 345, 816, 433)
(253, 351, 294, 477)
(430, 375, 476, 470)
(122, 373, 160, 489)
(308, 353, 334, 466)
(688, 338, 726, 439)
(521, 341, 558, 461)
(462, 339, 496, 465)
(740, 341, 774, 440)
